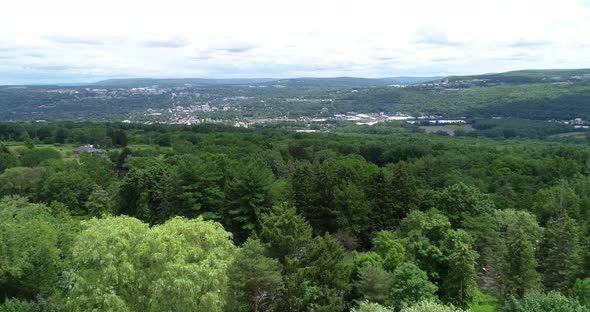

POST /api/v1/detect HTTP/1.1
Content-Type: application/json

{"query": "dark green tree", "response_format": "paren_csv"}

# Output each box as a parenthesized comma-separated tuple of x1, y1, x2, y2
(541, 212, 581, 292)
(0, 145, 18, 174)
(437, 182, 495, 228)
(227, 238, 283, 312)
(502, 226, 541, 298)
(354, 265, 394, 305)
(443, 243, 478, 308)
(301, 234, 352, 312)
(259, 203, 313, 262)
(390, 161, 419, 222)
(226, 160, 274, 241)
(85, 187, 113, 217)
(116, 158, 177, 223)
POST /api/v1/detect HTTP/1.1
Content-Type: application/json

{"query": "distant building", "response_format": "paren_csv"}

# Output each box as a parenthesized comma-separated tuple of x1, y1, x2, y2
(73, 145, 106, 156)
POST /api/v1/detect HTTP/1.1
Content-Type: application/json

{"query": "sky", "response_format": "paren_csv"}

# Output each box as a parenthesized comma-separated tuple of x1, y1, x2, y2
(1, 0, 590, 84)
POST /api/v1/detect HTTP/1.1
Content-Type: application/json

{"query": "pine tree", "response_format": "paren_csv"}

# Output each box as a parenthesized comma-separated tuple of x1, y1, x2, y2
(541, 212, 581, 292)
(390, 162, 418, 221)
(226, 160, 274, 241)
(354, 265, 394, 305)
(502, 226, 541, 298)
(259, 203, 313, 262)
(367, 170, 395, 230)
(227, 238, 283, 312)
(302, 234, 352, 312)
(444, 243, 478, 308)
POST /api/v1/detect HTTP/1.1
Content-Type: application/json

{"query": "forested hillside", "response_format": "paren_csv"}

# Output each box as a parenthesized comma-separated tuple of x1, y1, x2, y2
(1, 69, 589, 122)
(2, 123, 590, 311)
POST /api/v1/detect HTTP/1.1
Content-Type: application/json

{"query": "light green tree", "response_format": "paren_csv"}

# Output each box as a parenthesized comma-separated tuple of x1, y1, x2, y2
(503, 291, 589, 312)
(66, 216, 236, 312)
(352, 301, 394, 312)
(0, 197, 63, 300)
(570, 278, 590, 307)
(401, 300, 465, 312)
(390, 263, 438, 310)
(372, 231, 405, 272)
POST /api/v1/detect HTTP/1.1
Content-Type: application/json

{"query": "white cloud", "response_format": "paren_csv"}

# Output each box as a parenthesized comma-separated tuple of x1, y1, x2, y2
(0, 0, 589, 83)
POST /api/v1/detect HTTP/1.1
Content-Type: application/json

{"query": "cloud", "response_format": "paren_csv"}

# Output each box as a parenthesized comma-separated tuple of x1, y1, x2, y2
(508, 39, 550, 47)
(414, 26, 462, 47)
(190, 54, 211, 61)
(24, 52, 45, 58)
(141, 37, 188, 48)
(495, 53, 535, 61)
(371, 56, 399, 61)
(429, 57, 458, 62)
(216, 43, 257, 53)
(0, 0, 589, 83)
(23, 65, 71, 71)
(44, 35, 103, 45)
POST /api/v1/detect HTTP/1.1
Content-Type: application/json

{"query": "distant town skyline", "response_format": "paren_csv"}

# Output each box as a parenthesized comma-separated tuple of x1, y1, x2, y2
(1, 0, 590, 84)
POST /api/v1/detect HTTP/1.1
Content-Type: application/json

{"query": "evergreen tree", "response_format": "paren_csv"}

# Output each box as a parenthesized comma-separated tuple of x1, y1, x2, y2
(541, 212, 581, 292)
(502, 226, 541, 298)
(259, 203, 313, 262)
(302, 234, 352, 312)
(226, 160, 274, 242)
(291, 161, 335, 232)
(227, 238, 283, 312)
(390, 162, 418, 221)
(354, 265, 394, 305)
(367, 170, 395, 230)
(443, 243, 478, 308)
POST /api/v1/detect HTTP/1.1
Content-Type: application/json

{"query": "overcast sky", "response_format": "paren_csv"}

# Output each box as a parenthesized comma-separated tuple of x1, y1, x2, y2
(1, 0, 590, 84)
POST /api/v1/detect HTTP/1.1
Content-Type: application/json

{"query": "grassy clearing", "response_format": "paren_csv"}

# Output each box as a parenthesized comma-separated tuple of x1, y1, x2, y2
(4, 143, 77, 157)
(471, 291, 499, 312)
(549, 131, 587, 138)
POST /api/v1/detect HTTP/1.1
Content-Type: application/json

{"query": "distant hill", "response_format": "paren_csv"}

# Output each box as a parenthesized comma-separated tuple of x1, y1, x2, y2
(261, 76, 442, 88)
(447, 68, 590, 84)
(377, 76, 444, 85)
(94, 76, 441, 88)
(2, 68, 590, 122)
(93, 78, 278, 87)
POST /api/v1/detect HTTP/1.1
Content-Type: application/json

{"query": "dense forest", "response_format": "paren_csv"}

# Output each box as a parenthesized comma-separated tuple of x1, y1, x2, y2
(1, 122, 590, 311)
